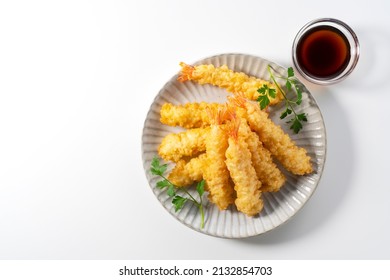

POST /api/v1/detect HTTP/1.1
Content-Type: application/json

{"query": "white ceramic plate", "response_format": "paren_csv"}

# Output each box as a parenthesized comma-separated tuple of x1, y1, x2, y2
(142, 53, 326, 238)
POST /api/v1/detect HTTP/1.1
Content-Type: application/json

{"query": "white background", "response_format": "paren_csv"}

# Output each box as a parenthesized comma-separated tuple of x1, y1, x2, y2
(0, 0, 389, 259)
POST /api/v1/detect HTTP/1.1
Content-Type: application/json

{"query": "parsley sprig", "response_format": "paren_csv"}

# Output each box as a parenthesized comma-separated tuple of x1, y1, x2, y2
(257, 65, 308, 134)
(150, 156, 206, 229)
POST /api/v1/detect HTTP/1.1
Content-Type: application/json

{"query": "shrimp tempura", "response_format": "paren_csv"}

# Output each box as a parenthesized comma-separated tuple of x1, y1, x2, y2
(230, 94, 312, 175)
(158, 127, 210, 162)
(168, 153, 206, 187)
(160, 102, 221, 128)
(239, 119, 286, 192)
(203, 106, 235, 210)
(178, 62, 283, 106)
(225, 118, 263, 216)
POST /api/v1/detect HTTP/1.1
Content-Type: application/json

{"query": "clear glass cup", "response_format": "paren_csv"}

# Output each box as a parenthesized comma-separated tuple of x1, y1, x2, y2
(292, 18, 360, 85)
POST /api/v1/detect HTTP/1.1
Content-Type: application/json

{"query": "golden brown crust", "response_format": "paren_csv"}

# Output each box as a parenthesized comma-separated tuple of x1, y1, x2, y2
(160, 102, 221, 128)
(168, 154, 206, 187)
(242, 101, 312, 175)
(239, 119, 286, 192)
(203, 124, 235, 210)
(158, 127, 210, 162)
(225, 134, 263, 216)
(178, 63, 283, 105)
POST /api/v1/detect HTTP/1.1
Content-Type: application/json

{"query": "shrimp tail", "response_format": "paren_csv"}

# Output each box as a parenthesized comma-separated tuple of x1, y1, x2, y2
(227, 92, 247, 109)
(178, 62, 195, 82)
(206, 104, 228, 126)
(225, 111, 240, 142)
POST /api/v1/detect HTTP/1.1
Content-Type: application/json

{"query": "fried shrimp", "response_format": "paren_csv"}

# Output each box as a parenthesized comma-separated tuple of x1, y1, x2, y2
(225, 118, 263, 216)
(168, 153, 206, 187)
(239, 119, 286, 192)
(153, 60, 317, 220)
(178, 62, 283, 105)
(160, 102, 221, 128)
(229, 94, 312, 175)
(158, 127, 210, 162)
(203, 106, 235, 210)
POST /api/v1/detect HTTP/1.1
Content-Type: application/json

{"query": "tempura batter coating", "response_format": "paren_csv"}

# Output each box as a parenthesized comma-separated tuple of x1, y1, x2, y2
(238, 99, 312, 175)
(203, 110, 235, 210)
(158, 127, 210, 162)
(239, 119, 286, 192)
(168, 153, 206, 187)
(225, 120, 263, 216)
(160, 102, 220, 128)
(178, 62, 283, 105)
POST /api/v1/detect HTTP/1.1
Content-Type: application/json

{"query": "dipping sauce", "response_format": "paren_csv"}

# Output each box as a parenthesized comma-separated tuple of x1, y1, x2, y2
(296, 26, 351, 79)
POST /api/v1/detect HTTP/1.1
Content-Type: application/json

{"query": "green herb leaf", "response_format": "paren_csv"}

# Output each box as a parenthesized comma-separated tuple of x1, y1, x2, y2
(286, 80, 292, 91)
(295, 85, 302, 105)
(150, 156, 206, 229)
(280, 108, 292, 119)
(287, 67, 294, 78)
(196, 180, 205, 197)
(290, 118, 303, 134)
(257, 94, 270, 110)
(257, 84, 276, 98)
(268, 87, 276, 98)
(167, 185, 176, 197)
(297, 113, 308, 122)
(280, 110, 288, 119)
(150, 156, 167, 176)
(172, 195, 187, 212)
(257, 84, 276, 109)
(156, 179, 171, 189)
(262, 65, 308, 134)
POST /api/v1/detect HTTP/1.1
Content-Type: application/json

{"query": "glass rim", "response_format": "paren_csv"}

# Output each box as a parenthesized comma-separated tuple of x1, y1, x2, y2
(292, 18, 360, 85)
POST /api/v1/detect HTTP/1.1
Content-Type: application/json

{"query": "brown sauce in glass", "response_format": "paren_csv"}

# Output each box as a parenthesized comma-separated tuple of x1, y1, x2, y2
(296, 26, 351, 78)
